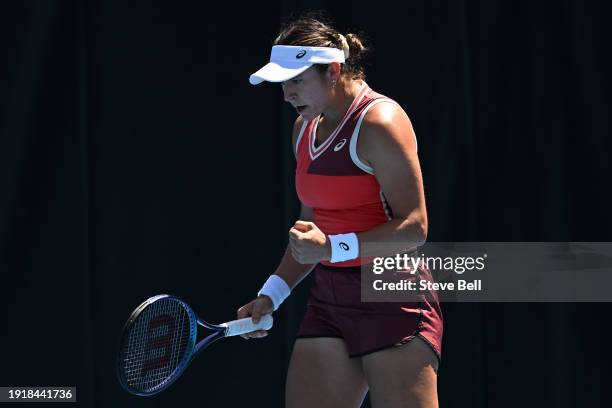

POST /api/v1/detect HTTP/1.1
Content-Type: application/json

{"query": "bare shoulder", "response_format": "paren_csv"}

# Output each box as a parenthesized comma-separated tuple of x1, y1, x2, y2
(357, 100, 417, 167)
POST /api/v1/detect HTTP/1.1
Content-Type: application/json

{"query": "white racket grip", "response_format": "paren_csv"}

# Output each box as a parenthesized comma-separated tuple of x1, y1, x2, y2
(222, 314, 273, 337)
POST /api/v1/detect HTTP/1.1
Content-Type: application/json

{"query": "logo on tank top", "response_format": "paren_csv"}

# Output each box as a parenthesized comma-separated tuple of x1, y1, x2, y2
(339, 242, 350, 251)
(296, 50, 307, 59)
(333, 138, 347, 151)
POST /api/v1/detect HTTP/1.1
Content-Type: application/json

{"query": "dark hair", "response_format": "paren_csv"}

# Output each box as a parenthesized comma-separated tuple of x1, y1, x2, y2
(273, 12, 370, 81)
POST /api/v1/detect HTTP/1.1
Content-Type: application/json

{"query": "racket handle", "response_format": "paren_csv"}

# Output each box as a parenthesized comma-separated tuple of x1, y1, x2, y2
(222, 315, 273, 337)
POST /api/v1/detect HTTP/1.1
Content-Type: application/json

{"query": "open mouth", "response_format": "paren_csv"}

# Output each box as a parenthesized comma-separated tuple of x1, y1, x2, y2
(296, 105, 307, 113)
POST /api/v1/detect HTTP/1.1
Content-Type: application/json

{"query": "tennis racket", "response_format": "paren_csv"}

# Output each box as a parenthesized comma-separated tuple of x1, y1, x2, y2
(116, 294, 273, 396)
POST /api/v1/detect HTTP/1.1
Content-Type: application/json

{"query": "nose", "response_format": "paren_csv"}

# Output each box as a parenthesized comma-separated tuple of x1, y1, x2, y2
(282, 83, 296, 103)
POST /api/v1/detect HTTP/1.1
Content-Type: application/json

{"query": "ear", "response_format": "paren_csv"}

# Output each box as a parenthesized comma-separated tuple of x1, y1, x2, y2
(327, 62, 342, 81)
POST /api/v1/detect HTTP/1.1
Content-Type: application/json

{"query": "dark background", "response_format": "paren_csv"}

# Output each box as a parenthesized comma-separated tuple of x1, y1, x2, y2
(1, 1, 611, 407)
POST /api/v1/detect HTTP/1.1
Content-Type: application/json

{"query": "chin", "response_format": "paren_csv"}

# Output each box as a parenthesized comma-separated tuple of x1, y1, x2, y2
(299, 109, 320, 121)
(299, 113, 314, 120)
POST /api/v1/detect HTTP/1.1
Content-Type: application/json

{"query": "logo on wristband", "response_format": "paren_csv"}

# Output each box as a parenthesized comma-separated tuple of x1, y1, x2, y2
(329, 233, 358, 263)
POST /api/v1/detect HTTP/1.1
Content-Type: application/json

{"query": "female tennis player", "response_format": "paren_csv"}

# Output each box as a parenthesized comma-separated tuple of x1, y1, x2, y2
(237, 14, 443, 408)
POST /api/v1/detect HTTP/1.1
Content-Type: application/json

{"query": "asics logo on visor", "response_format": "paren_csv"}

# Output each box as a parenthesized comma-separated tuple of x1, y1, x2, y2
(296, 50, 307, 59)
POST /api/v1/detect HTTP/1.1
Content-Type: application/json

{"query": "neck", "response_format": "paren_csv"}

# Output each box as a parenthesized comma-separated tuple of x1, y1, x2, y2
(320, 79, 365, 124)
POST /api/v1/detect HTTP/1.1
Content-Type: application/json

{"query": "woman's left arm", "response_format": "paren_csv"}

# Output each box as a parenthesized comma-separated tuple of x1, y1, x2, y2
(355, 101, 428, 256)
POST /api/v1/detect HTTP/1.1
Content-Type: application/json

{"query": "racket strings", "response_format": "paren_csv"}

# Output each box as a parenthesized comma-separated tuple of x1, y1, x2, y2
(121, 298, 193, 392)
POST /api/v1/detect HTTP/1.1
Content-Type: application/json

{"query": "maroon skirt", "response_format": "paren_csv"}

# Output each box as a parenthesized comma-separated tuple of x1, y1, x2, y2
(296, 262, 444, 363)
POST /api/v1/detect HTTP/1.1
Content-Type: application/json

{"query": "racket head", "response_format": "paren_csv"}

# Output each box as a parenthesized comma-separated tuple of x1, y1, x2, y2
(116, 294, 198, 396)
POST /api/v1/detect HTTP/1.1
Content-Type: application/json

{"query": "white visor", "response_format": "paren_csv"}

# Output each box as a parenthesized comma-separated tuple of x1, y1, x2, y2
(249, 45, 345, 85)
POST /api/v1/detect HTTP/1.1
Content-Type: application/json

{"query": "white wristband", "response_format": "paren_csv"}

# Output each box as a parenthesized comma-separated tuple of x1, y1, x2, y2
(257, 274, 291, 311)
(328, 233, 359, 263)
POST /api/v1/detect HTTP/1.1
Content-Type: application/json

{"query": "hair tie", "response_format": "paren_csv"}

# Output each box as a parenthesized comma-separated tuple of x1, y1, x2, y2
(338, 34, 350, 59)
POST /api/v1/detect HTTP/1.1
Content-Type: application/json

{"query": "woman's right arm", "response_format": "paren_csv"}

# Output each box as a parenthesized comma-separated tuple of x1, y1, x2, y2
(272, 204, 317, 289)
(269, 115, 316, 288)
(236, 204, 316, 338)
(236, 116, 316, 338)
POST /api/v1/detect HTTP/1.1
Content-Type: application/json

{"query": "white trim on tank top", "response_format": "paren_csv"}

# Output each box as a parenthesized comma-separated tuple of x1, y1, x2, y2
(379, 189, 393, 221)
(348, 98, 419, 175)
(308, 82, 369, 161)
(294, 119, 308, 157)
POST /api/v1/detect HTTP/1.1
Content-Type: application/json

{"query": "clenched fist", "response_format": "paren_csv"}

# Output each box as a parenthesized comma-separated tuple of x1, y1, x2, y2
(288, 220, 331, 264)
